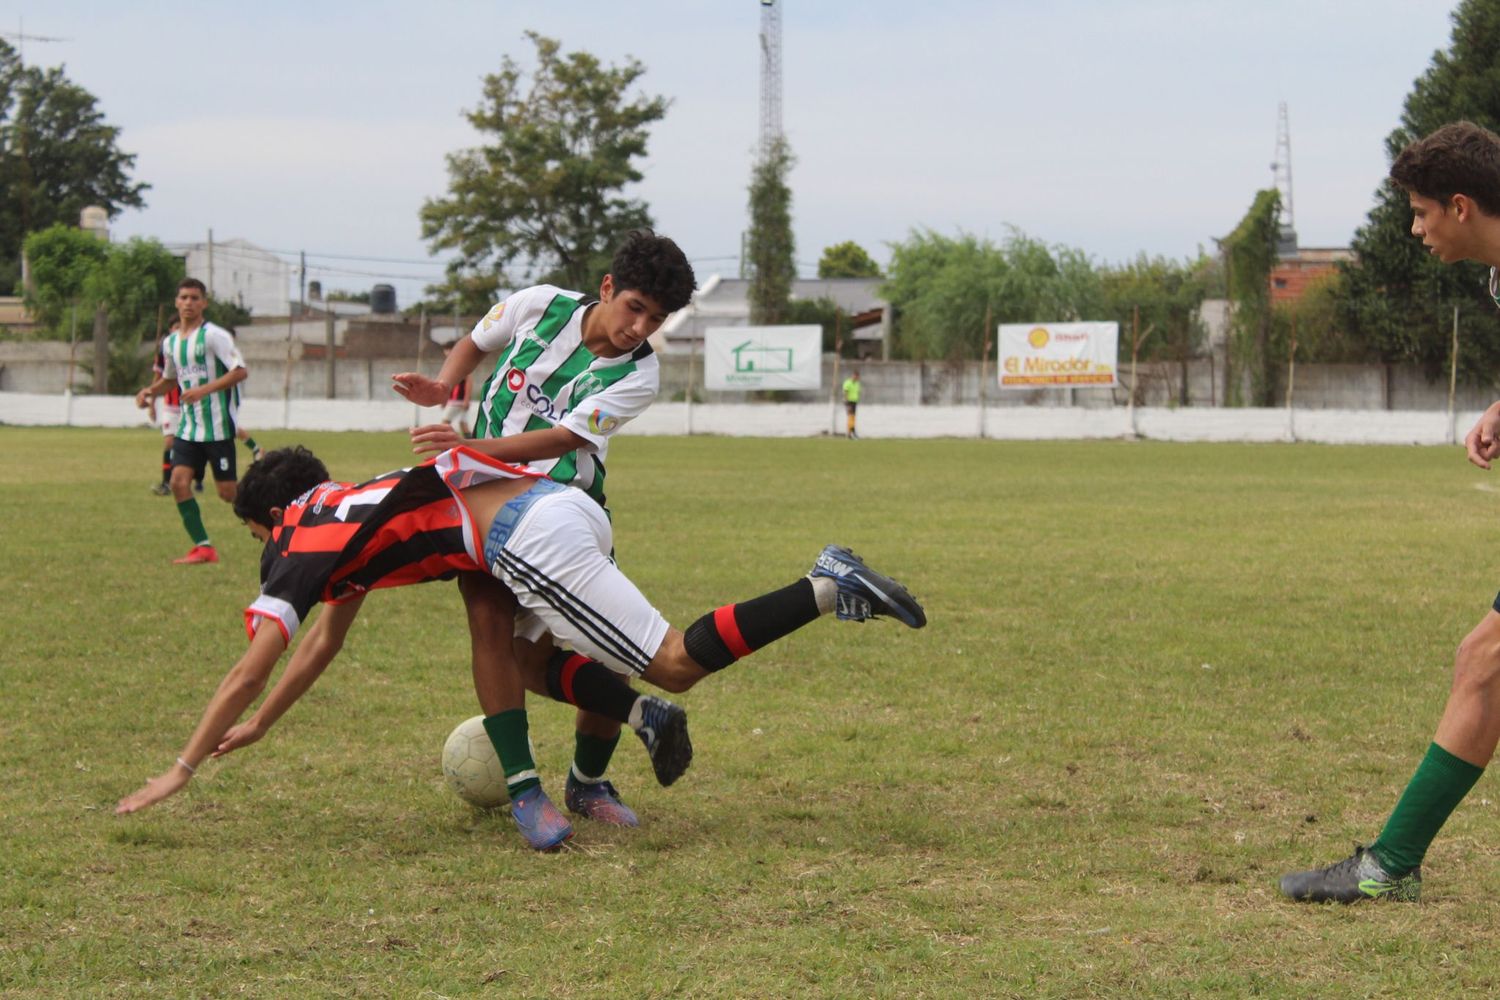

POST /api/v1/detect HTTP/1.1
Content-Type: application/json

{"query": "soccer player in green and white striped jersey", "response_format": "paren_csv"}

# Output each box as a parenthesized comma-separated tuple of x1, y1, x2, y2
(135, 278, 249, 565)
(392, 230, 695, 842)
(1282, 122, 1500, 904)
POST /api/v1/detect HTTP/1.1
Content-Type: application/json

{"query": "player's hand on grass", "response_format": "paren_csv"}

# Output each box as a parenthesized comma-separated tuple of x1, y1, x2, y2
(1465, 403, 1500, 469)
(115, 767, 190, 815)
(213, 721, 265, 757)
(410, 422, 461, 455)
(391, 372, 449, 407)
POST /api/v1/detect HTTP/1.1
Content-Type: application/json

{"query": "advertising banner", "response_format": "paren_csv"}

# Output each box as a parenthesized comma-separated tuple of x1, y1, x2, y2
(997, 321, 1119, 389)
(704, 325, 823, 390)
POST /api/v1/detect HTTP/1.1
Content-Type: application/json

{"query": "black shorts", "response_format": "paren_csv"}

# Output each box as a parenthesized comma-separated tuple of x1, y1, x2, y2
(845, 402, 858, 415)
(172, 438, 238, 483)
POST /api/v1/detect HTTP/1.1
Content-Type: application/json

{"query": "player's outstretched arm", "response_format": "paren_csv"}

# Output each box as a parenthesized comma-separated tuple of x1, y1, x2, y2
(392, 334, 487, 407)
(115, 623, 288, 815)
(214, 597, 364, 757)
(412, 423, 586, 460)
(1465, 401, 1500, 470)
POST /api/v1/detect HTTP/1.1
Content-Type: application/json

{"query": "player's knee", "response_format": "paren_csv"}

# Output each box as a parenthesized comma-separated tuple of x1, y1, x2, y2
(1454, 629, 1500, 693)
(645, 633, 707, 693)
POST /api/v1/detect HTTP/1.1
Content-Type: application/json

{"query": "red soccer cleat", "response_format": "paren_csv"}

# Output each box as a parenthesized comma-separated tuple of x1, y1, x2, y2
(172, 545, 219, 565)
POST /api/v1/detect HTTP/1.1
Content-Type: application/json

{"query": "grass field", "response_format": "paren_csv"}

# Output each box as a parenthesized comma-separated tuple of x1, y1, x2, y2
(6, 425, 1500, 997)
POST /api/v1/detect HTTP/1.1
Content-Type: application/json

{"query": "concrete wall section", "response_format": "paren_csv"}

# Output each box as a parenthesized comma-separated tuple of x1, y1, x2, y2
(1, 391, 1482, 447)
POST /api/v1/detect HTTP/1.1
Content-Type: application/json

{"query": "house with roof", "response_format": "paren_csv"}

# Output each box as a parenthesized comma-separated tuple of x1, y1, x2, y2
(655, 275, 891, 359)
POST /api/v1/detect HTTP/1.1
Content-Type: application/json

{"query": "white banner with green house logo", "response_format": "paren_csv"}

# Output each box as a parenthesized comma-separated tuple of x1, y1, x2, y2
(704, 326, 823, 390)
(998, 321, 1119, 389)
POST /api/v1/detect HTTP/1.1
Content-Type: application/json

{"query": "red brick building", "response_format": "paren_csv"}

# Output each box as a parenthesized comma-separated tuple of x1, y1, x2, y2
(1269, 247, 1355, 304)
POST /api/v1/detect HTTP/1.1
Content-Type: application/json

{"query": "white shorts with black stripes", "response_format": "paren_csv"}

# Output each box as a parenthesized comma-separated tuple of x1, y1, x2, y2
(486, 485, 670, 677)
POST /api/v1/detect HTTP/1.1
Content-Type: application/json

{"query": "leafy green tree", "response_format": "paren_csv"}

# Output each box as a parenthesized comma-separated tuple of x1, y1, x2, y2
(20, 224, 107, 334)
(881, 228, 1101, 361)
(1219, 189, 1281, 405)
(747, 137, 796, 325)
(0, 41, 148, 294)
(1099, 254, 1215, 405)
(421, 32, 666, 303)
(1340, 0, 1500, 381)
(817, 240, 881, 279)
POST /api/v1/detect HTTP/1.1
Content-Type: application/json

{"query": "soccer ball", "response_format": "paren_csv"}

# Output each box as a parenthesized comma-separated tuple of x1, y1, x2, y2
(441, 716, 508, 808)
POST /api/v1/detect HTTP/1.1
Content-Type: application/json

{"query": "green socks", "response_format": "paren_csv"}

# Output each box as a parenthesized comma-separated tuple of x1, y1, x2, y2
(482, 709, 539, 797)
(572, 731, 620, 782)
(1371, 742, 1484, 875)
(176, 497, 210, 546)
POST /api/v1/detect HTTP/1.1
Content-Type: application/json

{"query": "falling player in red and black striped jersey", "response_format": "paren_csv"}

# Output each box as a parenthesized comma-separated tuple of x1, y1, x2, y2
(115, 445, 926, 850)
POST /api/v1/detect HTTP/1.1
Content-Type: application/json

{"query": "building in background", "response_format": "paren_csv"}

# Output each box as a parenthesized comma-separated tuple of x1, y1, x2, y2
(655, 275, 890, 359)
(177, 238, 292, 318)
(1269, 246, 1354, 304)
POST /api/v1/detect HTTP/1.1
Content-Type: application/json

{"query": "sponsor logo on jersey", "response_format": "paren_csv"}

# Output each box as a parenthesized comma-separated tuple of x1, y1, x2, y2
(587, 409, 619, 435)
(483, 302, 505, 330)
(522, 383, 563, 421)
(506, 367, 526, 391)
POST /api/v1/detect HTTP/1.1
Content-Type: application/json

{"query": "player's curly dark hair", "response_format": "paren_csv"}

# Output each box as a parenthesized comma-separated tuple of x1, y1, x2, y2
(234, 446, 331, 529)
(609, 229, 697, 313)
(1391, 121, 1500, 217)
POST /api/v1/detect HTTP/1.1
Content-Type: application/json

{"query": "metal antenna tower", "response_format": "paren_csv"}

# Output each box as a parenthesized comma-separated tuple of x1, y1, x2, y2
(758, 0, 783, 161)
(0, 17, 68, 64)
(1271, 101, 1297, 257)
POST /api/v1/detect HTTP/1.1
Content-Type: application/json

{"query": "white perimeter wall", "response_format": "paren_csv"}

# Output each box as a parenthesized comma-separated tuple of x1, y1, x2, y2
(0, 392, 1479, 446)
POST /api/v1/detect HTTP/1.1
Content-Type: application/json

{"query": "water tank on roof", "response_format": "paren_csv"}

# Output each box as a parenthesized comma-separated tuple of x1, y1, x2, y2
(371, 284, 397, 314)
(80, 206, 109, 241)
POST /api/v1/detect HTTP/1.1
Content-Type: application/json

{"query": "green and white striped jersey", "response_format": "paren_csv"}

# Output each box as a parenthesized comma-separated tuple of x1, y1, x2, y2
(470, 284, 659, 502)
(160, 321, 246, 442)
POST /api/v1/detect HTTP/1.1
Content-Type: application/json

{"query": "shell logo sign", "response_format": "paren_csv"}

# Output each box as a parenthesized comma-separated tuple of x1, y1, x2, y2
(998, 321, 1119, 389)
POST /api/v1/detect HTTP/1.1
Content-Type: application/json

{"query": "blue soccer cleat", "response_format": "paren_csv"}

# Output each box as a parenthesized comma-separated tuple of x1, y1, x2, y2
(810, 544, 927, 628)
(509, 784, 573, 851)
(565, 775, 640, 827)
(634, 696, 692, 787)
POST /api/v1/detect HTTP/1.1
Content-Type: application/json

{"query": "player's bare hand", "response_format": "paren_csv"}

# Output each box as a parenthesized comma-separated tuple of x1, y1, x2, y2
(181, 386, 206, 406)
(410, 422, 461, 455)
(1465, 404, 1500, 469)
(115, 767, 191, 815)
(134, 388, 152, 409)
(212, 721, 265, 757)
(391, 372, 449, 407)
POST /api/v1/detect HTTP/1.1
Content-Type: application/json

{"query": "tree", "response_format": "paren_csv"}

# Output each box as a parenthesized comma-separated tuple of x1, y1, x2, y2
(817, 241, 881, 279)
(1098, 254, 1215, 405)
(1218, 189, 1281, 405)
(746, 137, 797, 324)
(421, 32, 666, 303)
(1340, 0, 1500, 382)
(881, 227, 1101, 361)
(0, 40, 148, 294)
(23, 226, 182, 389)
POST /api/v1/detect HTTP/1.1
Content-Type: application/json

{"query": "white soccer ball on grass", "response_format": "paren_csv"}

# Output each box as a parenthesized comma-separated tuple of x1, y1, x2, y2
(441, 716, 508, 808)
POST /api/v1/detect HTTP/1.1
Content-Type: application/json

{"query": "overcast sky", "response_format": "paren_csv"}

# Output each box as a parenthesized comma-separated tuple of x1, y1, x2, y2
(6, 1, 1463, 306)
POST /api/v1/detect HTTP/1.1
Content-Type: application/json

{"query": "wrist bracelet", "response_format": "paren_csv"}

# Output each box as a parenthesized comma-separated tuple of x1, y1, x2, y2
(176, 756, 196, 775)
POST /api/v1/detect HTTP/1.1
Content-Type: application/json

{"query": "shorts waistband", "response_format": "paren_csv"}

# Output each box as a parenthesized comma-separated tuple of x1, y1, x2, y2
(483, 477, 567, 567)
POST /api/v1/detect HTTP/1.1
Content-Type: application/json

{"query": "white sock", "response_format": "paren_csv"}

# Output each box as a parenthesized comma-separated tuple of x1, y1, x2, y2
(809, 575, 837, 616)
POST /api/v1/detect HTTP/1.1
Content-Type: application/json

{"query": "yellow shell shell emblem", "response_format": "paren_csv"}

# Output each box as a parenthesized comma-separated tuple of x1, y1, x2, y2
(1028, 327, 1050, 349)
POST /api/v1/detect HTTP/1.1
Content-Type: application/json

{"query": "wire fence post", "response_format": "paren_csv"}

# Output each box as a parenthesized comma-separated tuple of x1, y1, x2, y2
(1286, 309, 1298, 443)
(978, 304, 991, 439)
(281, 309, 295, 428)
(1448, 303, 1460, 444)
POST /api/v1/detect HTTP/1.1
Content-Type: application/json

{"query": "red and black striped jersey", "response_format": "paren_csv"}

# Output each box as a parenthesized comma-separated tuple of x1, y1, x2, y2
(245, 448, 542, 644)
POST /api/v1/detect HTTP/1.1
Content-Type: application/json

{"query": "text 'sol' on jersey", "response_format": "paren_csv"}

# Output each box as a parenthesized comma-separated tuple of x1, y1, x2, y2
(244, 449, 544, 644)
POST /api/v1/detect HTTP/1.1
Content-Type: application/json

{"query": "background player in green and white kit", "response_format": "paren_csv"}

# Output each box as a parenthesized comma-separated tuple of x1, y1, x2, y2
(392, 229, 696, 842)
(1282, 121, 1500, 904)
(135, 278, 249, 566)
